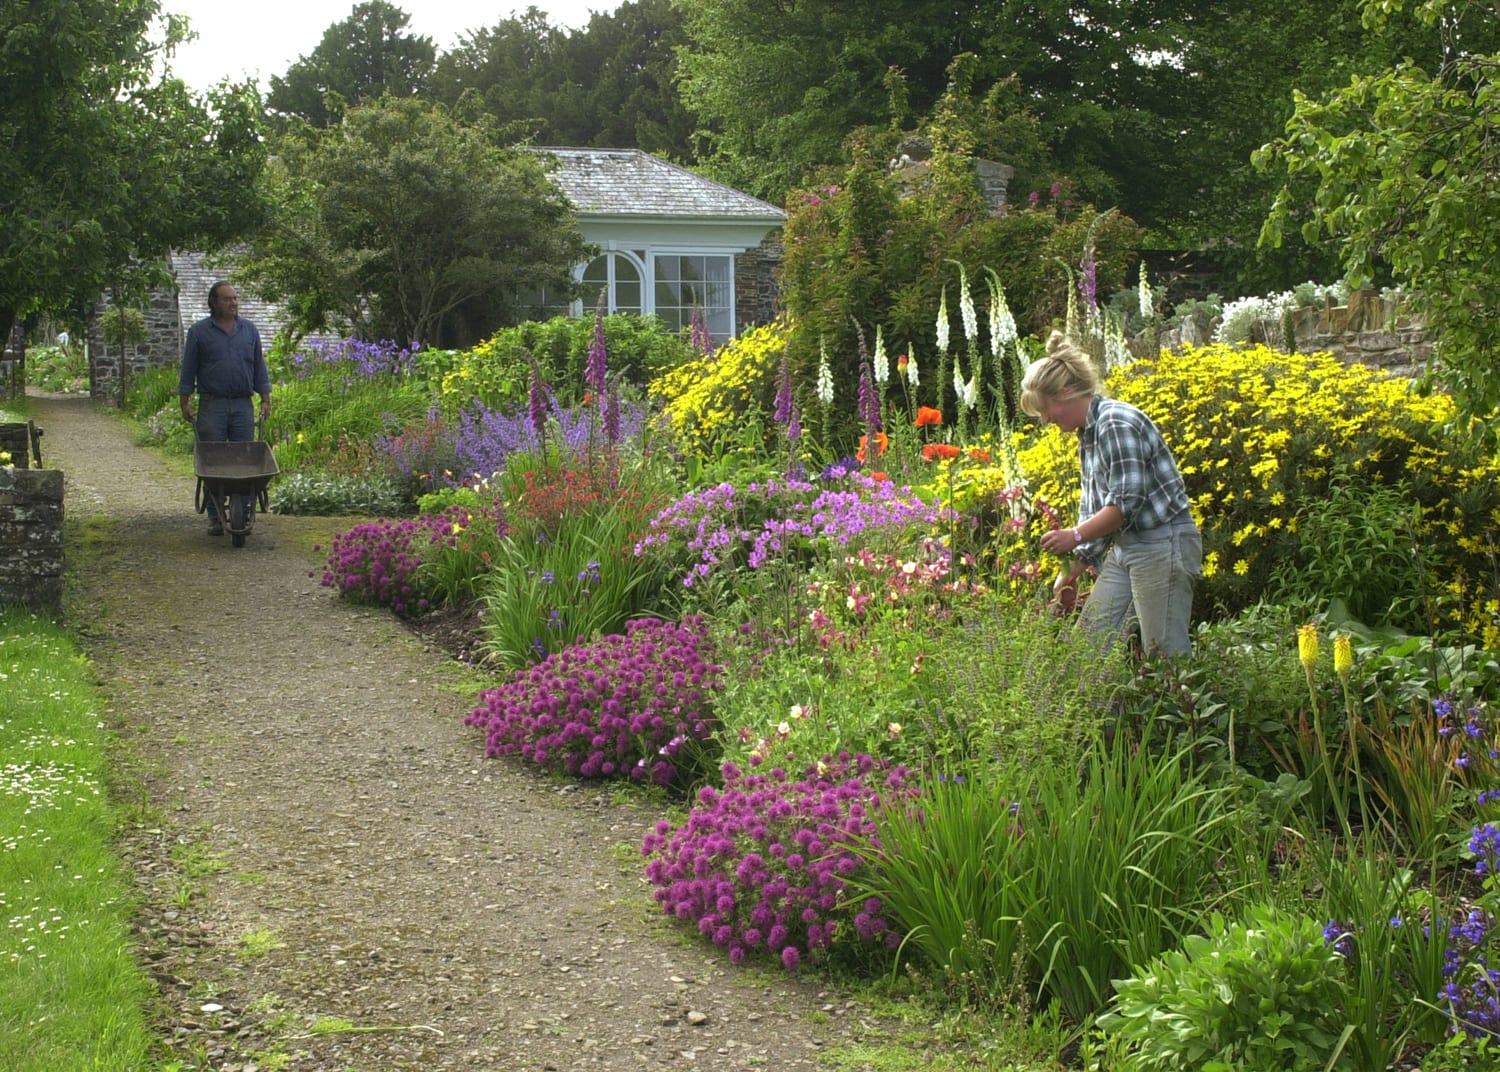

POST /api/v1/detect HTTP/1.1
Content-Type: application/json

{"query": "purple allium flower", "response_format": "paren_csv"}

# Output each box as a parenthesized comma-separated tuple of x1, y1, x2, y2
(465, 617, 722, 787)
(641, 752, 912, 972)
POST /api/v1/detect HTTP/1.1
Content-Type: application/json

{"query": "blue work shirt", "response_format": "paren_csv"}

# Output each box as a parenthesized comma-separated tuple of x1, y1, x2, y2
(179, 316, 271, 399)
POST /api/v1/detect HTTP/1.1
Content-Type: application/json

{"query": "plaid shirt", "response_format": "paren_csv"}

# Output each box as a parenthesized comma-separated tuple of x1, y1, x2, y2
(1076, 395, 1190, 567)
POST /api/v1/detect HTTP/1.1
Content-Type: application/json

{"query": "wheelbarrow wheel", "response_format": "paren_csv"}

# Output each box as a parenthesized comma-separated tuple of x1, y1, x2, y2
(230, 495, 248, 548)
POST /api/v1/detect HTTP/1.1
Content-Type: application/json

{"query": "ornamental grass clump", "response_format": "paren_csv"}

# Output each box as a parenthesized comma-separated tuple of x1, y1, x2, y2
(317, 505, 502, 617)
(464, 616, 721, 786)
(641, 752, 911, 971)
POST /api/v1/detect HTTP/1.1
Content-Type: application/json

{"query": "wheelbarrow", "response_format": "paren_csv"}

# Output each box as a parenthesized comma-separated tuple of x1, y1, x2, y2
(193, 433, 279, 548)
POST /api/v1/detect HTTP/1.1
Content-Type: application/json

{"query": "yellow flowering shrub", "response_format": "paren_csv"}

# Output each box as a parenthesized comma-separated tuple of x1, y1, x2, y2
(1015, 343, 1500, 639)
(650, 319, 789, 455)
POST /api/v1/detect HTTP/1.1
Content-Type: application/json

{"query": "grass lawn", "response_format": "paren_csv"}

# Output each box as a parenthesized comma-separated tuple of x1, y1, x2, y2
(0, 606, 154, 1071)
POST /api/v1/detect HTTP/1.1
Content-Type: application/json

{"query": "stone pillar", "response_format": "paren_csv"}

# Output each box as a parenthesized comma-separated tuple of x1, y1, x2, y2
(0, 466, 64, 612)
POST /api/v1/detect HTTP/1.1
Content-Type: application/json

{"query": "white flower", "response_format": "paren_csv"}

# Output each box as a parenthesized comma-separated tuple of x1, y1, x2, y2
(935, 285, 950, 355)
(957, 265, 978, 345)
(964, 374, 979, 410)
(887, 722, 903, 739)
(777, 721, 792, 736)
(1137, 262, 1154, 322)
(816, 339, 834, 404)
(905, 347, 920, 387)
(987, 269, 1017, 352)
(873, 325, 889, 384)
(952, 363, 966, 405)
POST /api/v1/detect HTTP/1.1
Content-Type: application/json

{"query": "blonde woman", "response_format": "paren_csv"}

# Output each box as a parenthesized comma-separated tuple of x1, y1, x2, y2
(1021, 331, 1201, 656)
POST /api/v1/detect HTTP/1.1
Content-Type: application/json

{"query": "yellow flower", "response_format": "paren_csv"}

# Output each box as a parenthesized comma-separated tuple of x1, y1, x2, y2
(887, 722, 903, 739)
(1334, 633, 1353, 680)
(1298, 625, 1319, 672)
(1233, 559, 1249, 576)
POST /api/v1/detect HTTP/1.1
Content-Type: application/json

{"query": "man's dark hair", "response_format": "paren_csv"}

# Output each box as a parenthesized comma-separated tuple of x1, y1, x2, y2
(208, 280, 233, 310)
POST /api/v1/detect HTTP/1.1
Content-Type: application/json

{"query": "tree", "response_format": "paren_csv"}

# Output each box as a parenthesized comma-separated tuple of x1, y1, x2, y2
(0, 0, 266, 353)
(1256, 0, 1500, 425)
(242, 98, 591, 349)
(428, 1, 694, 159)
(266, 0, 435, 127)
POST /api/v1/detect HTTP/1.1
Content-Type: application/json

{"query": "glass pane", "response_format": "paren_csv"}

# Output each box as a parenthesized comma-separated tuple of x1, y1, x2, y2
(614, 258, 641, 313)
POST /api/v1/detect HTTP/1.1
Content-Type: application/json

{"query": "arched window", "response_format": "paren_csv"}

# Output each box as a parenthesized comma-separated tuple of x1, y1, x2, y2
(580, 253, 643, 316)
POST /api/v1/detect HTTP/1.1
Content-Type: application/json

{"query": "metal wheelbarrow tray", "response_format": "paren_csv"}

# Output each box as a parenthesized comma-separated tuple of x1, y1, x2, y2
(193, 440, 279, 547)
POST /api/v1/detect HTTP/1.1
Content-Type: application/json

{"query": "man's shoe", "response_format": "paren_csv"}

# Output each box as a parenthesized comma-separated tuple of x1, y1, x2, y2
(208, 519, 224, 536)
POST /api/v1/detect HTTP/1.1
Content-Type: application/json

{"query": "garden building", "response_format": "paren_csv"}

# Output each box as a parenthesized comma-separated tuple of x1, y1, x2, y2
(84, 149, 785, 398)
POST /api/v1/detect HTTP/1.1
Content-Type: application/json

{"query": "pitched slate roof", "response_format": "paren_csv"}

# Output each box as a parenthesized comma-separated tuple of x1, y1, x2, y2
(170, 250, 291, 339)
(536, 148, 785, 223)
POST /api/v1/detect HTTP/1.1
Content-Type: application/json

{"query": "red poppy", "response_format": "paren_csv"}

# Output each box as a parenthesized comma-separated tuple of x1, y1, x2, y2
(856, 432, 889, 462)
(914, 406, 943, 428)
(869, 471, 889, 482)
(922, 443, 960, 462)
(968, 448, 991, 463)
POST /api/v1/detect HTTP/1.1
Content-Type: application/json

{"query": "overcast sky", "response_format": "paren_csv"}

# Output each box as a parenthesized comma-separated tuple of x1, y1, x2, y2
(159, 1, 623, 95)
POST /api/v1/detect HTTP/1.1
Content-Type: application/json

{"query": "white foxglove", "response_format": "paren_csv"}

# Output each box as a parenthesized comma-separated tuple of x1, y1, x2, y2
(957, 265, 978, 346)
(935, 286, 950, 355)
(873, 324, 888, 384)
(1138, 262, 1154, 322)
(816, 340, 834, 405)
(987, 269, 1017, 352)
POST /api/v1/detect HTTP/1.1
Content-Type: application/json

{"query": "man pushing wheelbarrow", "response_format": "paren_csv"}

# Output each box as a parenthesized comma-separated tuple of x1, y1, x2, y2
(179, 281, 275, 544)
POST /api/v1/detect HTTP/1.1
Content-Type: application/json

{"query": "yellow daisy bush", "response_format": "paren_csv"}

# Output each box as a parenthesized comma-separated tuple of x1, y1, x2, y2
(650, 318, 789, 455)
(1016, 343, 1500, 636)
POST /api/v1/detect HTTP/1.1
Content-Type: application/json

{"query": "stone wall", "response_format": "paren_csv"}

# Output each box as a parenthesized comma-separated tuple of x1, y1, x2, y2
(0, 323, 23, 401)
(88, 284, 182, 401)
(1152, 290, 1432, 379)
(0, 466, 64, 612)
(735, 234, 784, 332)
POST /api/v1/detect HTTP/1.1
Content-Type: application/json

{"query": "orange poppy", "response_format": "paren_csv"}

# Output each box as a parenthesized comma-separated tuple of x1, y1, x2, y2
(856, 432, 889, 462)
(968, 448, 991, 463)
(922, 443, 961, 462)
(869, 471, 890, 482)
(914, 406, 943, 428)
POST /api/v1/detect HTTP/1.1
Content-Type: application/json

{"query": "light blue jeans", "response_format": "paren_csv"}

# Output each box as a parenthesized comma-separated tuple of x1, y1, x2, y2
(1080, 515, 1202, 657)
(196, 396, 255, 522)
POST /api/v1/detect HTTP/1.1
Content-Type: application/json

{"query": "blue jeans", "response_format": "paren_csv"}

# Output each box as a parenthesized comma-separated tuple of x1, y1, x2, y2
(197, 396, 255, 522)
(1080, 515, 1202, 657)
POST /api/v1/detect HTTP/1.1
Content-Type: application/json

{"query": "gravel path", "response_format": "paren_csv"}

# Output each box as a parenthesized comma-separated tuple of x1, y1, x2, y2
(33, 392, 909, 1071)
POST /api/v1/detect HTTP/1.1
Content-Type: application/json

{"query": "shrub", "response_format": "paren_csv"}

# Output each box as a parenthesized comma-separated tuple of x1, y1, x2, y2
(1099, 906, 1355, 1072)
(1015, 343, 1500, 632)
(464, 616, 721, 785)
(424, 313, 693, 414)
(642, 752, 911, 970)
(24, 343, 88, 393)
(649, 318, 788, 457)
